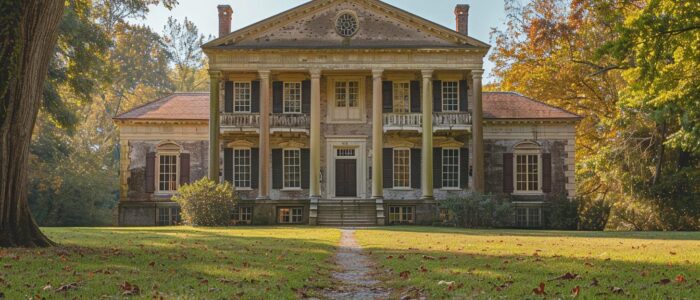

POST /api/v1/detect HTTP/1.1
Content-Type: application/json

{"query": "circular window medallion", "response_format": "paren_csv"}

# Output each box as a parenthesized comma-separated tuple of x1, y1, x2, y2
(335, 12, 359, 37)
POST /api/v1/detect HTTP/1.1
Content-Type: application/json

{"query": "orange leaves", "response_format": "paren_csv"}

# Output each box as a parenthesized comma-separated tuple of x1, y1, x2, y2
(571, 285, 581, 297)
(675, 275, 686, 283)
(532, 282, 547, 295)
(119, 281, 140, 296)
(399, 270, 410, 280)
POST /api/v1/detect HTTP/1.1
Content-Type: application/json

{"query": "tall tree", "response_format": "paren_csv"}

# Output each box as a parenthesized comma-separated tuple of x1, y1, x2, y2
(163, 17, 210, 92)
(0, 0, 65, 247)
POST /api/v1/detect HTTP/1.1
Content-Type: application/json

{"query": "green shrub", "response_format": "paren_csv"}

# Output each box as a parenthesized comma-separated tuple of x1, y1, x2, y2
(578, 197, 612, 231)
(544, 195, 579, 230)
(440, 193, 513, 228)
(172, 178, 236, 226)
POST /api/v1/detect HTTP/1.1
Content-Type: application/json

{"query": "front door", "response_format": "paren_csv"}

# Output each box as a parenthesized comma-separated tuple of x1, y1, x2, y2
(335, 159, 357, 197)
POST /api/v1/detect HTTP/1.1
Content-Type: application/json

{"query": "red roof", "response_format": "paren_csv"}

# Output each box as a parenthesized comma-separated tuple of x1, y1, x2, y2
(114, 93, 209, 121)
(114, 91, 579, 121)
(483, 92, 580, 119)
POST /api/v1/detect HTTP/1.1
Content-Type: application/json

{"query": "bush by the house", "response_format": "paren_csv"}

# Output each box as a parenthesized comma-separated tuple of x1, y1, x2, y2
(578, 197, 612, 230)
(544, 195, 579, 230)
(172, 178, 236, 226)
(440, 193, 513, 228)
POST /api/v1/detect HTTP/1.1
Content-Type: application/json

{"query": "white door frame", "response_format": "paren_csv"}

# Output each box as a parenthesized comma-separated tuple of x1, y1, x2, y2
(325, 136, 367, 199)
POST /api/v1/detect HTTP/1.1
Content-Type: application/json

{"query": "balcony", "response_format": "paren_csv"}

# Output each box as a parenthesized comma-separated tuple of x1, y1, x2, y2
(383, 112, 472, 133)
(220, 113, 310, 134)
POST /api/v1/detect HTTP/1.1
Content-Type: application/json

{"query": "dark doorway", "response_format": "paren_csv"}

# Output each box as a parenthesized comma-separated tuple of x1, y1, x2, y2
(335, 159, 357, 197)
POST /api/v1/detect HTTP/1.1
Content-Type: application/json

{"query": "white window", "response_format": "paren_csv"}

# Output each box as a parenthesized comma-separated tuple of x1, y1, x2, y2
(442, 148, 460, 188)
(516, 207, 542, 227)
(513, 143, 542, 193)
(388, 206, 414, 224)
(392, 149, 410, 188)
(157, 207, 181, 226)
(278, 207, 303, 224)
(442, 81, 459, 112)
(233, 149, 251, 188)
(233, 82, 251, 113)
(329, 78, 364, 123)
(232, 206, 252, 225)
(158, 155, 178, 192)
(283, 82, 302, 113)
(392, 82, 410, 113)
(283, 149, 301, 189)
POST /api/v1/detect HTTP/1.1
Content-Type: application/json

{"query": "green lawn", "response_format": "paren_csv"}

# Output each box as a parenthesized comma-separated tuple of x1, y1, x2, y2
(0, 227, 340, 299)
(355, 227, 700, 299)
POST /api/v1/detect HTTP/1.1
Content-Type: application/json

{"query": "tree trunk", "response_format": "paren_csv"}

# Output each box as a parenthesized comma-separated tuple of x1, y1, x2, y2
(0, 0, 64, 247)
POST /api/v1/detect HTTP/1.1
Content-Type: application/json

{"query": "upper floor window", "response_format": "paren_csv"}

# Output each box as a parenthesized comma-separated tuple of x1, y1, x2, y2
(283, 149, 301, 189)
(514, 142, 541, 193)
(233, 148, 251, 188)
(233, 82, 251, 113)
(442, 81, 459, 112)
(335, 80, 359, 108)
(392, 148, 410, 188)
(442, 148, 460, 188)
(392, 82, 410, 113)
(283, 82, 302, 114)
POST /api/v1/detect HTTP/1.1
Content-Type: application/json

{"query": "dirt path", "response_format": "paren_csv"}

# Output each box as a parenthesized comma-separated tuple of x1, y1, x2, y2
(322, 229, 390, 300)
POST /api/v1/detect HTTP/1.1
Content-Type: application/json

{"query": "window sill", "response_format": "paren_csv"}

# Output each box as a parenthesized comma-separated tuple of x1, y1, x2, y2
(155, 191, 176, 196)
(440, 187, 462, 191)
(281, 188, 303, 192)
(512, 191, 544, 196)
(235, 187, 254, 191)
(392, 187, 413, 191)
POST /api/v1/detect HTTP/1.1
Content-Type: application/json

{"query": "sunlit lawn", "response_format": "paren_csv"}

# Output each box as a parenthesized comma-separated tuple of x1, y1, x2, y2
(0, 227, 341, 299)
(355, 227, 700, 299)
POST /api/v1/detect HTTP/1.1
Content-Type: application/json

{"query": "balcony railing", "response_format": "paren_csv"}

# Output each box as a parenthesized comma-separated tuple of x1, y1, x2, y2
(271, 113, 310, 132)
(221, 113, 260, 129)
(383, 112, 472, 132)
(220, 113, 310, 132)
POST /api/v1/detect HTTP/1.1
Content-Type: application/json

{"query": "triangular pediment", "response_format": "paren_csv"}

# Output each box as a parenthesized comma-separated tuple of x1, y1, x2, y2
(203, 0, 489, 51)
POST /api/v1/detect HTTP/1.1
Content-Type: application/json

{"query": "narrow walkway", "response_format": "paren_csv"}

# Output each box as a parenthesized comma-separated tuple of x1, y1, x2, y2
(322, 229, 390, 300)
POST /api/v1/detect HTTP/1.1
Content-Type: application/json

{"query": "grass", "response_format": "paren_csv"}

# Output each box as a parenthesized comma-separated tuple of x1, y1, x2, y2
(0, 227, 340, 299)
(355, 226, 700, 299)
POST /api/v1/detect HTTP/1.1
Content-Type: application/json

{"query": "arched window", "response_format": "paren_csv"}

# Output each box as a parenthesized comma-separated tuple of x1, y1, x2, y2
(513, 142, 541, 193)
(156, 142, 181, 193)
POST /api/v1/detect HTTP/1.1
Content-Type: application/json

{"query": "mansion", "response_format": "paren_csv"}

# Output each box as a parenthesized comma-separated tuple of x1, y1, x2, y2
(114, 0, 579, 226)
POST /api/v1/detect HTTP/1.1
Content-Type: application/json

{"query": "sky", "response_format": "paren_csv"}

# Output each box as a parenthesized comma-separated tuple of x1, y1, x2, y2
(140, 0, 510, 83)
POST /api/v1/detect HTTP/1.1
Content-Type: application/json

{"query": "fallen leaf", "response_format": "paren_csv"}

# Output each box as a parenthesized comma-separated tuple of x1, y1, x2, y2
(200, 279, 209, 285)
(419, 265, 428, 272)
(120, 281, 140, 296)
(675, 275, 686, 283)
(399, 271, 410, 279)
(590, 278, 599, 287)
(657, 278, 671, 285)
(422, 255, 436, 260)
(532, 282, 547, 295)
(148, 261, 155, 267)
(385, 255, 393, 259)
(495, 281, 513, 291)
(55, 283, 78, 292)
(550, 272, 580, 281)
(571, 286, 581, 297)
(610, 287, 624, 294)
(669, 251, 677, 255)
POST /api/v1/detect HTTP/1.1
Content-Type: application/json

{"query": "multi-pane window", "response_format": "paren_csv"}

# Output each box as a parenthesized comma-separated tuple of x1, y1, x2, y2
(516, 207, 542, 227)
(442, 81, 459, 112)
(442, 148, 460, 188)
(233, 82, 251, 112)
(393, 82, 410, 113)
(158, 207, 181, 226)
(388, 206, 414, 224)
(516, 154, 539, 191)
(335, 81, 359, 108)
(158, 154, 178, 192)
(283, 82, 302, 113)
(283, 149, 301, 189)
(232, 206, 252, 225)
(233, 149, 251, 188)
(393, 149, 410, 188)
(278, 207, 303, 224)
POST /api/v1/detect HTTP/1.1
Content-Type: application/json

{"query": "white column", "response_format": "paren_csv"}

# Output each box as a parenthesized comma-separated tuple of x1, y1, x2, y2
(371, 69, 384, 200)
(421, 70, 434, 199)
(309, 69, 322, 200)
(258, 70, 271, 199)
(472, 69, 485, 193)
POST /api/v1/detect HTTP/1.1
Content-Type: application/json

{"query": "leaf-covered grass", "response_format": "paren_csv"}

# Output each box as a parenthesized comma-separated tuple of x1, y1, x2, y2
(0, 227, 340, 299)
(355, 226, 700, 299)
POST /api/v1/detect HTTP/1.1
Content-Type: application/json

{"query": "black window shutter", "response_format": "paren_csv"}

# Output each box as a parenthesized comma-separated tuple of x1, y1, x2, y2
(301, 149, 310, 189)
(383, 148, 393, 188)
(224, 148, 233, 184)
(302, 80, 311, 114)
(145, 152, 156, 193)
(459, 80, 468, 112)
(432, 80, 442, 112)
(382, 81, 393, 113)
(272, 81, 283, 113)
(272, 149, 283, 189)
(179, 153, 190, 186)
(251, 80, 260, 113)
(542, 153, 552, 193)
(410, 81, 421, 113)
(460, 148, 469, 189)
(411, 148, 421, 189)
(251, 148, 259, 189)
(224, 81, 233, 113)
(503, 153, 514, 193)
(433, 148, 442, 188)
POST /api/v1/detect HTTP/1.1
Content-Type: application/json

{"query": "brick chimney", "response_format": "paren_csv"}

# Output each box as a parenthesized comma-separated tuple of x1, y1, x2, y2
(217, 5, 233, 38)
(454, 4, 469, 35)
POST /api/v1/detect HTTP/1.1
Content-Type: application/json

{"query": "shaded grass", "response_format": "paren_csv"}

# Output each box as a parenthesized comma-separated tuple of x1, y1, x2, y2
(355, 226, 700, 299)
(0, 227, 340, 299)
